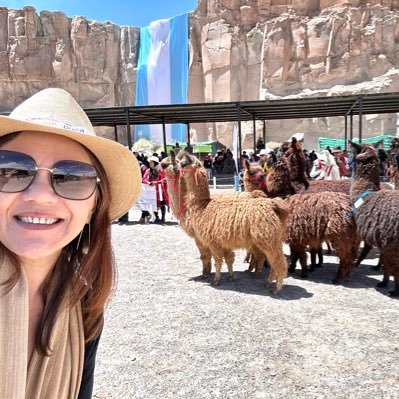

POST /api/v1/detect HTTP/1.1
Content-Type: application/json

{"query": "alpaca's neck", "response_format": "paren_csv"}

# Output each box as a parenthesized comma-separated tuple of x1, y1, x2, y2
(165, 175, 187, 219)
(184, 169, 211, 210)
(350, 159, 380, 200)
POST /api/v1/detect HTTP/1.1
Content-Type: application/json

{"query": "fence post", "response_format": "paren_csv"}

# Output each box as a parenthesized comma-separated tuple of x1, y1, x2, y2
(234, 175, 239, 192)
(213, 176, 217, 193)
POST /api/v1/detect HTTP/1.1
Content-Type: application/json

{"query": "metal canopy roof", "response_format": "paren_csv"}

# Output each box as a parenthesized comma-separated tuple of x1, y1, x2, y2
(84, 92, 399, 127)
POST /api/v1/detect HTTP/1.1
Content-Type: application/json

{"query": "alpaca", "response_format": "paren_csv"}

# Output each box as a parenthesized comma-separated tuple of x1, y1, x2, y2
(176, 151, 290, 291)
(349, 141, 399, 296)
(244, 155, 360, 282)
(161, 152, 265, 280)
(310, 150, 341, 180)
(160, 152, 226, 278)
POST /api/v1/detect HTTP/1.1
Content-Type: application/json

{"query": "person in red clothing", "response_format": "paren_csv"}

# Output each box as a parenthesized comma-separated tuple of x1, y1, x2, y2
(142, 155, 169, 223)
(332, 146, 348, 178)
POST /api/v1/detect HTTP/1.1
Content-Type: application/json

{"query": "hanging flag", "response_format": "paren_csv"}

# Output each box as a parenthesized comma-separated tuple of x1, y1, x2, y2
(135, 14, 188, 144)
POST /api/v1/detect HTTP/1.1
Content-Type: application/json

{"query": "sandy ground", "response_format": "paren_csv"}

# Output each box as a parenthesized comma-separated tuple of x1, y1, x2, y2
(93, 209, 399, 399)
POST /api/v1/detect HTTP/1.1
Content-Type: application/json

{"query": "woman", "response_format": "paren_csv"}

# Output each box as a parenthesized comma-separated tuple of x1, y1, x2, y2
(0, 88, 141, 399)
(142, 155, 169, 223)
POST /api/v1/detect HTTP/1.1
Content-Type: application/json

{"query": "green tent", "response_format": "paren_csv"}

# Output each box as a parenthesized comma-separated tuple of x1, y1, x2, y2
(318, 134, 394, 152)
(193, 140, 226, 155)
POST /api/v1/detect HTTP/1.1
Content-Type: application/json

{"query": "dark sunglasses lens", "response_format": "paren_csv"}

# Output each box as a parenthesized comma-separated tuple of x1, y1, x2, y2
(52, 161, 98, 200)
(0, 150, 36, 192)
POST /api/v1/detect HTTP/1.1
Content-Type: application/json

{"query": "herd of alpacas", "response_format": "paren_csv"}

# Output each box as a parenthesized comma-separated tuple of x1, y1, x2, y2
(160, 140, 399, 297)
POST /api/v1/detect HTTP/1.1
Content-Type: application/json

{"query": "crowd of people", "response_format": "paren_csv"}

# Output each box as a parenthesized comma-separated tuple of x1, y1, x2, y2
(121, 137, 399, 225)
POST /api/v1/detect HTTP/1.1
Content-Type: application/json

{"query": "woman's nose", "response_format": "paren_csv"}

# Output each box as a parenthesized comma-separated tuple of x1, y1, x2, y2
(21, 169, 58, 204)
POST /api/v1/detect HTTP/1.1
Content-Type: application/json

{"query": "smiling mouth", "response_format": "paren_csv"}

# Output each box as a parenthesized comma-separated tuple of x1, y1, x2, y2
(16, 216, 61, 225)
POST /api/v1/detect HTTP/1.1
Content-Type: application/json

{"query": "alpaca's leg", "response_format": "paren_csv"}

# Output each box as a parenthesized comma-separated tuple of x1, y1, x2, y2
(288, 245, 298, 273)
(355, 243, 373, 267)
(317, 246, 323, 268)
(310, 250, 316, 272)
(390, 274, 399, 297)
(262, 245, 288, 292)
(298, 250, 309, 278)
(223, 249, 235, 281)
(196, 240, 212, 278)
(372, 257, 382, 272)
(333, 243, 356, 284)
(244, 251, 251, 264)
(211, 250, 224, 286)
(326, 241, 333, 255)
(377, 269, 389, 288)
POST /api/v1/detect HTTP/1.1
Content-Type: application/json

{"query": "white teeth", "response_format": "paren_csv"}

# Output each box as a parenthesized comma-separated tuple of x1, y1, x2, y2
(18, 216, 59, 225)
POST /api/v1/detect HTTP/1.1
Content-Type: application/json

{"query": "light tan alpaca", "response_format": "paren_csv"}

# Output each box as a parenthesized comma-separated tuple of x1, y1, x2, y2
(176, 151, 290, 292)
(161, 152, 234, 278)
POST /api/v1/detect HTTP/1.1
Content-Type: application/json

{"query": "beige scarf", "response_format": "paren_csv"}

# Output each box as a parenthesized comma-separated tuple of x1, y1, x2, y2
(0, 257, 85, 399)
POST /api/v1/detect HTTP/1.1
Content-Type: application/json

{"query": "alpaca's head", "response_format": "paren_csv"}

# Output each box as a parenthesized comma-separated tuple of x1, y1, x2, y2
(176, 150, 207, 184)
(243, 159, 265, 192)
(160, 150, 179, 178)
(349, 141, 379, 164)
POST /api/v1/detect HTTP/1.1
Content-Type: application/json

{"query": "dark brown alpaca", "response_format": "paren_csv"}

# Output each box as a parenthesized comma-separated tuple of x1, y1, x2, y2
(349, 140, 399, 296)
(244, 154, 360, 282)
(284, 138, 309, 190)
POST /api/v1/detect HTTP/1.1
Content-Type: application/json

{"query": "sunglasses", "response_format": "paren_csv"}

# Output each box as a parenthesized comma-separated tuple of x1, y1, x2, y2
(0, 150, 100, 200)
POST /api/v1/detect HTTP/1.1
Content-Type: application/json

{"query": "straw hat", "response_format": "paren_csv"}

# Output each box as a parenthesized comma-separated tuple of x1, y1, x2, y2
(0, 88, 141, 221)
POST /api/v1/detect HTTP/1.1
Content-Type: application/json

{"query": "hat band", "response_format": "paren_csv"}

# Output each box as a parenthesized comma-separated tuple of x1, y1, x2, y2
(21, 117, 91, 135)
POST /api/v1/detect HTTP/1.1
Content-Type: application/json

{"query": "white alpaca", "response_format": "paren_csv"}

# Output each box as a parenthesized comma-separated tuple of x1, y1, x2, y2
(310, 150, 341, 180)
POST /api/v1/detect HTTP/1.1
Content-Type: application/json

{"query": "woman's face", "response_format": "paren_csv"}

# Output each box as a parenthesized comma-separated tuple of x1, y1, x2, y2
(0, 131, 97, 263)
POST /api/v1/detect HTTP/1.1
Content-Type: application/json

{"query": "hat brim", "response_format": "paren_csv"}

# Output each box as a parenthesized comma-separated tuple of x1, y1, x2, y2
(0, 116, 141, 221)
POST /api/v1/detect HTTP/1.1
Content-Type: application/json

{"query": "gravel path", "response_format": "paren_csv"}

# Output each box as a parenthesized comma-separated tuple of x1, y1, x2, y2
(93, 210, 399, 399)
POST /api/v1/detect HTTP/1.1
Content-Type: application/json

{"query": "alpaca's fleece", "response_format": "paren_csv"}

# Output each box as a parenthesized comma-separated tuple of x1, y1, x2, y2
(354, 190, 399, 249)
(286, 193, 356, 247)
(179, 151, 289, 291)
(295, 179, 351, 194)
(286, 192, 360, 280)
(266, 157, 295, 198)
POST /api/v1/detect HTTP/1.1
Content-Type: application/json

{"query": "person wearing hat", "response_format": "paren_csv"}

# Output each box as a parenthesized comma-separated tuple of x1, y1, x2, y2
(142, 155, 169, 223)
(0, 88, 141, 399)
(332, 146, 348, 178)
(258, 148, 271, 173)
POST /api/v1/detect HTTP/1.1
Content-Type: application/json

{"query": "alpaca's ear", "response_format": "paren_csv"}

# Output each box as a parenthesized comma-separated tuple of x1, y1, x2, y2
(349, 140, 362, 153)
(372, 139, 383, 148)
(184, 151, 194, 165)
(244, 158, 250, 170)
(170, 150, 176, 163)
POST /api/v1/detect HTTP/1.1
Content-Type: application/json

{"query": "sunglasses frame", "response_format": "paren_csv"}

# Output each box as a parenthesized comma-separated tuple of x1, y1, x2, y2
(0, 150, 100, 200)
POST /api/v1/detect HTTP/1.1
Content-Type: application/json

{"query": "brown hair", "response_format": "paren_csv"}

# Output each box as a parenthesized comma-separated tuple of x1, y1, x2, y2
(0, 132, 115, 355)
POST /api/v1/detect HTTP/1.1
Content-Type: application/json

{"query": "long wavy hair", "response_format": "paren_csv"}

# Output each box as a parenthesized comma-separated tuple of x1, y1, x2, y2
(0, 132, 115, 355)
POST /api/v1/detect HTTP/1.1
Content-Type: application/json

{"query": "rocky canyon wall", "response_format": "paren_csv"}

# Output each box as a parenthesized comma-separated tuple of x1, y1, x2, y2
(1, 2, 399, 149)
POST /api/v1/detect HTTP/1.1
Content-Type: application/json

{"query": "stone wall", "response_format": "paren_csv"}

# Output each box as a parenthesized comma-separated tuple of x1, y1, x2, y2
(1, 2, 399, 149)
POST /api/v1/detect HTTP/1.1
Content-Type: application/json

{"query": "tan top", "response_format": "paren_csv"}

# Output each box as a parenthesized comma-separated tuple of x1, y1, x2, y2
(0, 257, 85, 399)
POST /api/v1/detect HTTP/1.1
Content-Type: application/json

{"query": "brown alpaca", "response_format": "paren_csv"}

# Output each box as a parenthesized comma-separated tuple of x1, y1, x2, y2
(244, 154, 360, 282)
(349, 141, 399, 296)
(284, 137, 309, 189)
(176, 151, 290, 291)
(160, 152, 227, 278)
(161, 152, 264, 280)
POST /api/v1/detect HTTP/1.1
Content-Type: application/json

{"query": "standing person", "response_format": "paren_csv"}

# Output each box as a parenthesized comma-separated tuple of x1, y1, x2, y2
(332, 146, 348, 178)
(172, 142, 182, 155)
(203, 153, 213, 180)
(142, 156, 169, 223)
(0, 88, 141, 399)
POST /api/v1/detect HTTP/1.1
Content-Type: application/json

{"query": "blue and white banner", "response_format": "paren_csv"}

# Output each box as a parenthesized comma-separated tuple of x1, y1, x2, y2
(135, 13, 188, 144)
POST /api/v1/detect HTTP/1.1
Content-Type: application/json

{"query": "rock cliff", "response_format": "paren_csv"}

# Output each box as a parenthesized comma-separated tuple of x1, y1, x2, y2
(1, 2, 399, 149)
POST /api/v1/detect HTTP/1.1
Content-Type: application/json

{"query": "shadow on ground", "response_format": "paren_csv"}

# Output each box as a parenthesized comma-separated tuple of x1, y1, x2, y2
(190, 271, 313, 300)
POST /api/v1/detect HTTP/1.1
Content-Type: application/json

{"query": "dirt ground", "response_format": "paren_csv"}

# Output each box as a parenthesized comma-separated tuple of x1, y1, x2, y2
(93, 210, 399, 399)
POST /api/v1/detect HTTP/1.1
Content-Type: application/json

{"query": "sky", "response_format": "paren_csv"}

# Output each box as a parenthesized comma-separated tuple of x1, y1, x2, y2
(1, 0, 198, 27)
